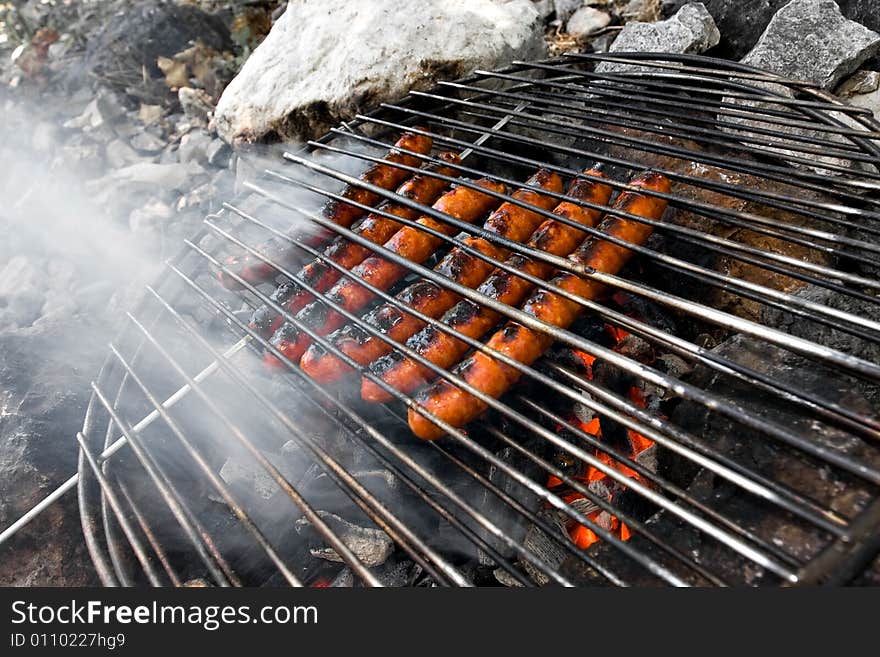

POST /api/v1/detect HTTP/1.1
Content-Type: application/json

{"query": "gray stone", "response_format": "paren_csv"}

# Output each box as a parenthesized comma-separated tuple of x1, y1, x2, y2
(663, 0, 880, 62)
(214, 0, 546, 143)
(723, 1, 880, 175)
(62, 99, 104, 130)
(741, 0, 880, 90)
(532, 0, 555, 20)
(661, 0, 789, 59)
(105, 139, 143, 169)
(567, 6, 611, 39)
(109, 160, 205, 192)
(175, 182, 216, 212)
(206, 138, 232, 168)
(178, 86, 214, 126)
(178, 130, 213, 164)
(598, 3, 719, 73)
(129, 130, 166, 154)
(159, 145, 179, 165)
(554, 0, 584, 22)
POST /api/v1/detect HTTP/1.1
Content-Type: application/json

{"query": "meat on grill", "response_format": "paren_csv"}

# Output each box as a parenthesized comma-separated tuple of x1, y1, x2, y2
(249, 152, 462, 336)
(264, 177, 508, 367)
(408, 171, 671, 440)
(363, 168, 613, 402)
(218, 129, 433, 290)
(299, 169, 564, 383)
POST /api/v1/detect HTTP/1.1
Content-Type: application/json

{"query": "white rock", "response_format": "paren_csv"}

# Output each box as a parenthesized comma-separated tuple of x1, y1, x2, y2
(567, 6, 611, 39)
(214, 0, 546, 143)
(598, 2, 720, 73)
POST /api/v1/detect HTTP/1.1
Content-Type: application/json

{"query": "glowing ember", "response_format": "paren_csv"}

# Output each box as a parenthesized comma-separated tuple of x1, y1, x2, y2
(549, 321, 657, 550)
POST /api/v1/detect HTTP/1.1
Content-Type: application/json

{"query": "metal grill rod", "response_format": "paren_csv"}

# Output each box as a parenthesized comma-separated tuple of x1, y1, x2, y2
(76, 431, 164, 585)
(102, 336, 312, 586)
(203, 203, 704, 584)
(495, 73, 880, 140)
(455, 87, 880, 177)
(90, 375, 238, 586)
(276, 153, 880, 386)
(168, 255, 587, 587)
(121, 311, 384, 586)
(142, 282, 475, 587)
(234, 177, 880, 485)
(213, 195, 834, 582)
(309, 136, 880, 345)
(434, 85, 877, 164)
(268, 152, 880, 442)
(328, 127, 880, 272)
(488, 62, 877, 118)
(345, 118, 880, 282)
(371, 109, 880, 262)
(0, 338, 249, 550)
(220, 182, 873, 516)
(116, 481, 184, 586)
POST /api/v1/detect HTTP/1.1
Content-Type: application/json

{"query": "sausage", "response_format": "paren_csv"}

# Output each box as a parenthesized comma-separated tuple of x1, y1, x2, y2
(248, 152, 461, 336)
(300, 170, 564, 382)
(408, 171, 671, 440)
(364, 168, 612, 402)
(218, 129, 433, 289)
(264, 177, 508, 367)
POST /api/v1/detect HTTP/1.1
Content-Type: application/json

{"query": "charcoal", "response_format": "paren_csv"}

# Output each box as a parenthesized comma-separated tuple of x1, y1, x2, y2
(218, 456, 281, 502)
(520, 509, 570, 586)
(373, 557, 417, 587)
(330, 568, 354, 588)
(295, 511, 394, 568)
(493, 566, 526, 587)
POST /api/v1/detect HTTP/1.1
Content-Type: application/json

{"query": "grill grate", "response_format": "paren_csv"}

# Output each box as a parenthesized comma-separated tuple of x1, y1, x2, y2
(73, 53, 880, 587)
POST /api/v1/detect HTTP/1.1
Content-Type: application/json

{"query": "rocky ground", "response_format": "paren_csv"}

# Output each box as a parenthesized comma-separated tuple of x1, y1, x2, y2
(0, 0, 878, 586)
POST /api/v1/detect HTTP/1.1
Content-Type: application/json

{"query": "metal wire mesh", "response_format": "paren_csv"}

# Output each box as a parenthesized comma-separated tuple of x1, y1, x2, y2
(77, 53, 880, 587)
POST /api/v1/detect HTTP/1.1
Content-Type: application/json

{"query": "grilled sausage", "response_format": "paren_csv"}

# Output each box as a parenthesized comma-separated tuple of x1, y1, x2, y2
(300, 170, 564, 382)
(218, 130, 433, 289)
(364, 168, 612, 402)
(249, 153, 461, 336)
(408, 171, 671, 440)
(264, 177, 508, 367)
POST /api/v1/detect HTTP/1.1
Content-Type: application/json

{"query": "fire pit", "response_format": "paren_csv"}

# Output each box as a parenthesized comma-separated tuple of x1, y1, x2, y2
(76, 53, 880, 587)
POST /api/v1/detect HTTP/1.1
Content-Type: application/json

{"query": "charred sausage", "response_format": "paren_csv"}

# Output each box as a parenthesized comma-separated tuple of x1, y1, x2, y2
(248, 153, 461, 336)
(300, 170, 564, 382)
(364, 168, 612, 401)
(219, 130, 433, 289)
(408, 171, 671, 440)
(264, 177, 507, 367)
